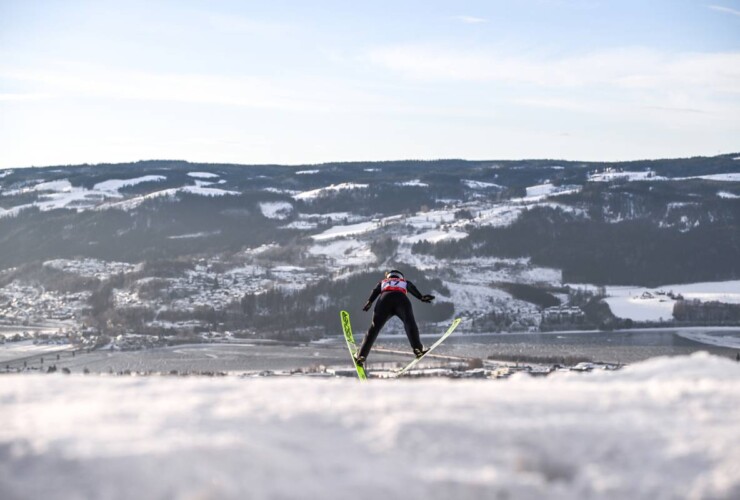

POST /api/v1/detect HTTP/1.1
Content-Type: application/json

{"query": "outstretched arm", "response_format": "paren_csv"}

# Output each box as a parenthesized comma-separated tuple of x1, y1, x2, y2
(407, 281, 435, 303)
(363, 282, 382, 311)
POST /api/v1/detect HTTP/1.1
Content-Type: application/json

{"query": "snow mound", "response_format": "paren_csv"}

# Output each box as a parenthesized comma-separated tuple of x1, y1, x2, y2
(1, 353, 738, 499)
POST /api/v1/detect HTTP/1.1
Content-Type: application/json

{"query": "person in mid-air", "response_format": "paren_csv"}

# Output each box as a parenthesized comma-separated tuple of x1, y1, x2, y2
(355, 269, 435, 368)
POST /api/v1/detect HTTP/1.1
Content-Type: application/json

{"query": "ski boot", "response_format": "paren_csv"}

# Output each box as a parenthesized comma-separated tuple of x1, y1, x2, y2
(413, 347, 429, 359)
(354, 354, 366, 368)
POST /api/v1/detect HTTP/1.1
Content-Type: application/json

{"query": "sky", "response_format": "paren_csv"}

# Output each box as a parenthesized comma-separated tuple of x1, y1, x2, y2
(0, 0, 739, 168)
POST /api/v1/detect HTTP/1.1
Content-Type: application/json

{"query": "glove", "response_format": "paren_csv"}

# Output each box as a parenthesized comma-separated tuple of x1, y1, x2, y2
(421, 294, 435, 303)
(362, 301, 372, 312)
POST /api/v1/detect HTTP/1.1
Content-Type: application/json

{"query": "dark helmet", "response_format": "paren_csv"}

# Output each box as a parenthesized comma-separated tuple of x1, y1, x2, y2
(386, 269, 404, 279)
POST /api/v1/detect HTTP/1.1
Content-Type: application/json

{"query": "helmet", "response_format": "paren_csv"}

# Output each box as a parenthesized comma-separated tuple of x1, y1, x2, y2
(386, 269, 404, 279)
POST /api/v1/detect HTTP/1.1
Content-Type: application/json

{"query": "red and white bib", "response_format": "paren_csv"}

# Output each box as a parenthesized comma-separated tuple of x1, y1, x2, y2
(381, 278, 407, 294)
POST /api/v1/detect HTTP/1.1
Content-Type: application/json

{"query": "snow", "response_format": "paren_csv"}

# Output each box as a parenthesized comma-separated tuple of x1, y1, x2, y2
(405, 209, 457, 230)
(397, 179, 429, 187)
(0, 176, 167, 215)
(603, 290, 676, 322)
(259, 201, 293, 220)
(575, 280, 740, 322)
(525, 183, 557, 197)
(281, 220, 318, 230)
(474, 204, 524, 227)
(1, 353, 738, 499)
(462, 179, 503, 189)
(589, 170, 740, 184)
(589, 170, 665, 182)
(519, 184, 581, 202)
(0, 340, 72, 362)
(295, 169, 319, 175)
(403, 229, 468, 244)
(181, 186, 239, 197)
(718, 191, 740, 199)
(0, 169, 12, 178)
(111, 186, 240, 209)
(187, 172, 220, 179)
(300, 212, 365, 223)
(32, 179, 73, 192)
(167, 231, 218, 239)
(308, 239, 375, 267)
(263, 187, 301, 196)
(43, 258, 136, 278)
(293, 183, 369, 201)
(311, 221, 379, 241)
(676, 331, 740, 349)
(684, 173, 740, 182)
(93, 175, 166, 194)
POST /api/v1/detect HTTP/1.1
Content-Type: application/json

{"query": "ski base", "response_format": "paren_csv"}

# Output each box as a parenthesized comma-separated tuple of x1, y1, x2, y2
(395, 318, 462, 377)
(340, 310, 367, 381)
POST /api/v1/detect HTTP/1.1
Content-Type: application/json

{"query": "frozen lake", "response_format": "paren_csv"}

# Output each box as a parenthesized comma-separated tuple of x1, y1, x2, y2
(2, 328, 739, 374)
(379, 328, 740, 364)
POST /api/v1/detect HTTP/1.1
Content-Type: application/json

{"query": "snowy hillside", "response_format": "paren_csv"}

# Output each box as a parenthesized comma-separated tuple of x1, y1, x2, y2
(1, 155, 739, 340)
(1, 353, 739, 500)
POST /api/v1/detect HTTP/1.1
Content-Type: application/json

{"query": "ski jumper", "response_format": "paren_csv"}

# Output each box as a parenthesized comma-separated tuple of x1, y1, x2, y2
(357, 278, 425, 359)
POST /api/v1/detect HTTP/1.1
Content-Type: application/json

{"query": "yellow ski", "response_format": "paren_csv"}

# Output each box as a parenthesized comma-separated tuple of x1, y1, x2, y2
(340, 310, 367, 381)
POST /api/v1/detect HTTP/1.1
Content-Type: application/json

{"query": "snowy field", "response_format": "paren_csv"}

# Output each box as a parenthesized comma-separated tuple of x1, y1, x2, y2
(1, 353, 738, 500)
(571, 280, 740, 322)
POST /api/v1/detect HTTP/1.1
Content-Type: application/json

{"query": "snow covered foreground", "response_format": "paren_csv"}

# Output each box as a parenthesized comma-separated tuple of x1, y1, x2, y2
(2, 354, 739, 500)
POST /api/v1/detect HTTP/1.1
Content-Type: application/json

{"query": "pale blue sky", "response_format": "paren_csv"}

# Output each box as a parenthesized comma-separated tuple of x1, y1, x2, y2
(1, 0, 739, 168)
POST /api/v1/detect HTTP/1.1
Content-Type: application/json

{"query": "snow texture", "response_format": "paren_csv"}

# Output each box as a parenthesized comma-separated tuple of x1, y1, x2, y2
(686, 173, 740, 182)
(187, 172, 220, 179)
(308, 239, 375, 267)
(402, 229, 468, 244)
(311, 221, 378, 241)
(594, 281, 740, 322)
(397, 179, 429, 187)
(462, 179, 504, 189)
(589, 170, 664, 182)
(108, 186, 240, 210)
(259, 201, 293, 220)
(1, 353, 738, 500)
(589, 170, 740, 184)
(718, 191, 740, 199)
(293, 183, 369, 201)
(93, 175, 167, 194)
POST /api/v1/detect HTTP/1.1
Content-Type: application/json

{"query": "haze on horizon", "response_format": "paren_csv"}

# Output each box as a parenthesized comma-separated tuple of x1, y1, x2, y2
(0, 0, 739, 169)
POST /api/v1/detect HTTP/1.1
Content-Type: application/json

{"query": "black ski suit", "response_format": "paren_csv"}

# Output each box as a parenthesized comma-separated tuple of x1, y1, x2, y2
(357, 279, 427, 359)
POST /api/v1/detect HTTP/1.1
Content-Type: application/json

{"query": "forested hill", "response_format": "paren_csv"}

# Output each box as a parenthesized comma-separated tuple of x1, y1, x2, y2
(1, 154, 738, 283)
(0, 154, 738, 336)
